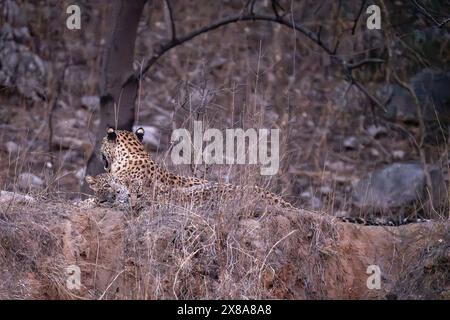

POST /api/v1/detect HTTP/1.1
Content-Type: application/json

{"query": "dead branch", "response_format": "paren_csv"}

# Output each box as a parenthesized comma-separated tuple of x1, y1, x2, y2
(411, 0, 450, 28)
(351, 0, 367, 35)
(347, 58, 385, 70)
(122, 11, 387, 112)
(271, 0, 285, 18)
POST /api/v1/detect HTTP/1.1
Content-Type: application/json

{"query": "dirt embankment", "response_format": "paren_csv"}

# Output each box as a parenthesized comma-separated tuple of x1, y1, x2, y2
(0, 196, 448, 300)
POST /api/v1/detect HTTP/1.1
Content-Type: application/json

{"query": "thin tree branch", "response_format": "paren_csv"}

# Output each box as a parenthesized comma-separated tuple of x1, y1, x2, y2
(271, 0, 285, 18)
(352, 80, 387, 112)
(351, 0, 367, 35)
(347, 58, 385, 70)
(122, 12, 334, 89)
(122, 11, 386, 112)
(411, 0, 450, 28)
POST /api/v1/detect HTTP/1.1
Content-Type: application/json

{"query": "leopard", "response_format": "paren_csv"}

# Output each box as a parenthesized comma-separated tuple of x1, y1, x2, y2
(87, 127, 430, 226)
(85, 173, 129, 205)
(91, 127, 295, 209)
(86, 171, 293, 211)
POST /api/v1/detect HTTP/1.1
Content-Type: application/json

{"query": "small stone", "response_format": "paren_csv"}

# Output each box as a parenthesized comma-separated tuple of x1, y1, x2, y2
(81, 95, 100, 111)
(52, 136, 88, 150)
(367, 125, 387, 138)
(325, 161, 346, 171)
(310, 196, 322, 209)
(5, 141, 19, 154)
(75, 109, 88, 121)
(18, 172, 44, 189)
(0, 190, 35, 204)
(343, 136, 358, 150)
(319, 186, 332, 195)
(370, 148, 380, 157)
(392, 150, 405, 160)
(57, 100, 69, 109)
(335, 210, 348, 218)
(300, 191, 311, 199)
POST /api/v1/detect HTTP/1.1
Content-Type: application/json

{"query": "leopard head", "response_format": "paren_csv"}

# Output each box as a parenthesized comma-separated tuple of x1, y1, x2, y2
(100, 126, 145, 173)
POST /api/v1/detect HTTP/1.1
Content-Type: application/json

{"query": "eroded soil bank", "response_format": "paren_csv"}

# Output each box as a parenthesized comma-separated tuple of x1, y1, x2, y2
(1, 197, 448, 300)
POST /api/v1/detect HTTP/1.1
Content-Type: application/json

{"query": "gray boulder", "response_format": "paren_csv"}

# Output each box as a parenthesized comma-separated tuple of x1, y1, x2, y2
(381, 69, 450, 144)
(0, 4, 47, 101)
(352, 163, 447, 218)
(17, 172, 44, 190)
(383, 84, 417, 123)
(412, 69, 450, 138)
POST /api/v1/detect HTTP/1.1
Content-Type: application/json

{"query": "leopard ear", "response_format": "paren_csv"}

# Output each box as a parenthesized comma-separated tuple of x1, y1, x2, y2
(135, 127, 145, 142)
(106, 127, 117, 141)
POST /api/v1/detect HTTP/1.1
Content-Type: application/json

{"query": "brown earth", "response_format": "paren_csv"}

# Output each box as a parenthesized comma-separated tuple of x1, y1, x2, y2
(1, 195, 448, 300)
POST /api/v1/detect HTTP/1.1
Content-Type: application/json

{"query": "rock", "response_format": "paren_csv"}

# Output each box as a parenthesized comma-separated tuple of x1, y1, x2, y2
(132, 125, 161, 150)
(0, 190, 35, 204)
(81, 95, 100, 111)
(300, 191, 322, 209)
(367, 125, 387, 138)
(12, 26, 31, 43)
(17, 172, 44, 190)
(0, 23, 47, 100)
(382, 84, 417, 122)
(343, 136, 358, 150)
(412, 69, 450, 143)
(319, 186, 332, 195)
(351, 163, 448, 216)
(335, 210, 349, 218)
(5, 141, 19, 154)
(310, 196, 322, 209)
(300, 191, 311, 199)
(412, 69, 450, 122)
(3, 0, 28, 28)
(61, 150, 80, 163)
(380, 69, 450, 144)
(369, 148, 380, 157)
(325, 160, 354, 172)
(52, 136, 89, 151)
(75, 109, 88, 123)
(392, 150, 405, 160)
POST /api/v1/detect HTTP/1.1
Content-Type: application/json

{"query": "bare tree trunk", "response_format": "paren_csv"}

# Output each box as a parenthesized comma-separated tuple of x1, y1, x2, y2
(83, 0, 147, 194)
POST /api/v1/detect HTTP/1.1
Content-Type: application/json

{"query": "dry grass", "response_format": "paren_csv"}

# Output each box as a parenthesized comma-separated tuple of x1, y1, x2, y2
(390, 227, 450, 300)
(1, 189, 449, 300)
